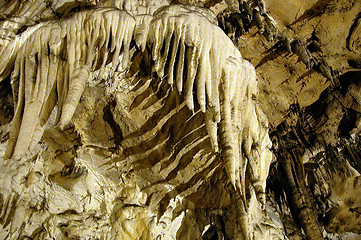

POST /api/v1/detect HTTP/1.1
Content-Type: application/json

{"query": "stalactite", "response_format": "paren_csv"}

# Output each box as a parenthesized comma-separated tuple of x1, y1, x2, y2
(1, 7, 136, 159)
(0, 3, 275, 239)
(220, 0, 336, 86)
(148, 4, 273, 218)
(292, 38, 312, 69)
(279, 147, 324, 240)
(0, 3, 274, 210)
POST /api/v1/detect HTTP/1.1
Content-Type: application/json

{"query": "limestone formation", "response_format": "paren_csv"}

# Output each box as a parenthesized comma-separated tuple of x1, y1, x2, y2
(0, 0, 361, 240)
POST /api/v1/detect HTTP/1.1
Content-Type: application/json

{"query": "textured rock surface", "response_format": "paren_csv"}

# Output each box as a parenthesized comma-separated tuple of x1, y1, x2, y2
(0, 0, 360, 239)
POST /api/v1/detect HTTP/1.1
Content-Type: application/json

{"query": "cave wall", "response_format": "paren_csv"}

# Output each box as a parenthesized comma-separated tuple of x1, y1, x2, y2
(0, 0, 361, 239)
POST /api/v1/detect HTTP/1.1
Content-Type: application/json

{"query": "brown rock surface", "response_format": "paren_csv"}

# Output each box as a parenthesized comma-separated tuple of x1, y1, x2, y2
(0, 0, 361, 239)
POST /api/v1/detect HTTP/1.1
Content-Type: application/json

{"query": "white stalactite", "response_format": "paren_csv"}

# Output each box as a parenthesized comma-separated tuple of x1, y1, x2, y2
(0, 4, 273, 232)
(1, 7, 136, 159)
(148, 4, 273, 209)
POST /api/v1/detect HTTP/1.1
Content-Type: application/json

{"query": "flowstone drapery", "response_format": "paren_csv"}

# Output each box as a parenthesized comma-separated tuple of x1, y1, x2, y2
(0, 1, 276, 239)
(1, 7, 136, 160)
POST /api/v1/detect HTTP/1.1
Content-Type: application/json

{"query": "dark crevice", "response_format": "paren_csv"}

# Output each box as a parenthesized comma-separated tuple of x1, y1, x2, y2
(338, 108, 358, 138)
(346, 12, 361, 52)
(339, 70, 361, 95)
(0, 78, 14, 125)
(103, 100, 123, 146)
(347, 59, 361, 69)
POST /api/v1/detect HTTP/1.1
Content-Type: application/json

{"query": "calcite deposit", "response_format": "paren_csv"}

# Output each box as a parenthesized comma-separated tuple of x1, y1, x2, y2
(0, 0, 360, 239)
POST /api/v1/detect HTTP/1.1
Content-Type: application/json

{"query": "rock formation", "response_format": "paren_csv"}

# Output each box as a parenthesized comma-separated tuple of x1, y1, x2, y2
(0, 0, 360, 239)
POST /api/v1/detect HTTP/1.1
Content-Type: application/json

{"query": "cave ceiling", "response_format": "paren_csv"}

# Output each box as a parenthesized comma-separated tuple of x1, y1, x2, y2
(0, 0, 361, 239)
